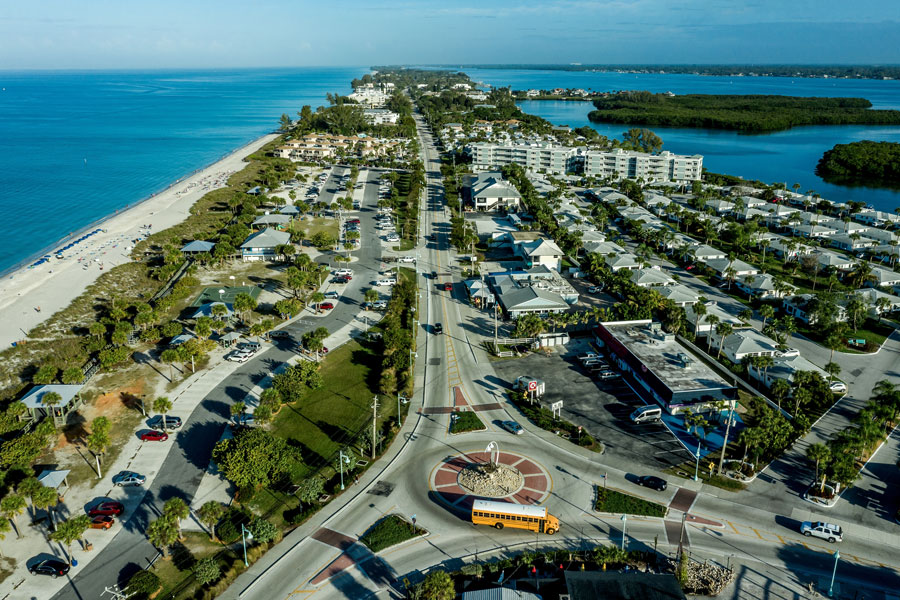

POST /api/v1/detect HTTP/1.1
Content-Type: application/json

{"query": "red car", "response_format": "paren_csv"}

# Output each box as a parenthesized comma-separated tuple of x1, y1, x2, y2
(140, 430, 169, 442)
(318, 302, 334, 310)
(90, 515, 115, 529)
(347, 218, 360, 224)
(89, 501, 124, 517)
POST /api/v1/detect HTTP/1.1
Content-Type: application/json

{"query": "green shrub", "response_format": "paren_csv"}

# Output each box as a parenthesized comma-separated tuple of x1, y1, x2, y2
(359, 515, 426, 553)
(193, 557, 221, 587)
(126, 570, 161, 599)
(216, 506, 251, 544)
(249, 518, 278, 544)
(594, 487, 667, 517)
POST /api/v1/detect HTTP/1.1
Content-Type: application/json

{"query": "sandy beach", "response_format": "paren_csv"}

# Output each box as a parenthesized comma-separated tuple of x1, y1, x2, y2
(0, 133, 279, 350)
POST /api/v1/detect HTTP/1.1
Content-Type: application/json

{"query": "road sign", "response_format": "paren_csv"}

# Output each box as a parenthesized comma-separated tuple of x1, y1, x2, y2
(551, 401, 563, 419)
(528, 380, 537, 391)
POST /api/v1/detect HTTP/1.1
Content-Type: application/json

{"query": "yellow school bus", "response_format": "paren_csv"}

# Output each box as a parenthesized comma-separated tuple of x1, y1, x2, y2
(471, 499, 560, 535)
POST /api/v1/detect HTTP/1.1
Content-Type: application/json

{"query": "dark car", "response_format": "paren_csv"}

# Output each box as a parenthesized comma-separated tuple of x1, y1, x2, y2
(269, 330, 291, 339)
(149, 415, 182, 431)
(29, 558, 70, 578)
(636, 475, 668, 491)
(140, 430, 169, 442)
(332, 277, 350, 284)
(434, 323, 443, 335)
(88, 501, 125, 517)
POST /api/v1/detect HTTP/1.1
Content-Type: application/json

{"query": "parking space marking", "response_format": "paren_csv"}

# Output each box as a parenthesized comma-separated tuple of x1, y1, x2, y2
(728, 521, 741, 535)
(751, 528, 764, 540)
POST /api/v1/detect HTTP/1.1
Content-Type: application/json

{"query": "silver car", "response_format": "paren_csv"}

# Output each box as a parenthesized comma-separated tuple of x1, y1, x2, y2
(112, 471, 146, 487)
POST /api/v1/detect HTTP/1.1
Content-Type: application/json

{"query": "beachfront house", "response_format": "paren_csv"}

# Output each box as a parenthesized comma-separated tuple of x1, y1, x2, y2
(252, 214, 292, 230)
(19, 384, 84, 427)
(240, 228, 291, 261)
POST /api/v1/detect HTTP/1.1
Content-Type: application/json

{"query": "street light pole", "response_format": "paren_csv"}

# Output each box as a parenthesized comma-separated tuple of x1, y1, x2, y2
(620, 514, 627, 551)
(828, 550, 840, 597)
(694, 441, 701, 482)
(339, 450, 349, 490)
(241, 523, 253, 566)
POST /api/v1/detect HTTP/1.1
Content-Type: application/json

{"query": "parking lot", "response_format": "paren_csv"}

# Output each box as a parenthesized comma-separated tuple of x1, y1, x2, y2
(491, 336, 695, 471)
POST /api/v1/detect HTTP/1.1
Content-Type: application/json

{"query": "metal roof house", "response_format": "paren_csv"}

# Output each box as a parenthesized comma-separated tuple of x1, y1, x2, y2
(240, 228, 291, 261)
(252, 214, 293, 229)
(463, 172, 522, 212)
(719, 329, 780, 363)
(461, 588, 541, 600)
(191, 302, 234, 320)
(657, 284, 700, 307)
(181, 240, 215, 255)
(19, 384, 84, 426)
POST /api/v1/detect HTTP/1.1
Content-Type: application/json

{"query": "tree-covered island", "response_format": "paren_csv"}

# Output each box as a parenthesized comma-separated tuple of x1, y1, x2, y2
(815, 141, 900, 186)
(587, 91, 900, 133)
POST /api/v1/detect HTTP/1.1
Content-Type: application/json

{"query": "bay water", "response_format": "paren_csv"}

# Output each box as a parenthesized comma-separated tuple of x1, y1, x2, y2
(461, 67, 900, 212)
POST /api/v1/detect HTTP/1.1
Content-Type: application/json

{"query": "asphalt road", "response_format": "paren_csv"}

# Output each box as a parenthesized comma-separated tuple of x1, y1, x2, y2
(49, 168, 388, 599)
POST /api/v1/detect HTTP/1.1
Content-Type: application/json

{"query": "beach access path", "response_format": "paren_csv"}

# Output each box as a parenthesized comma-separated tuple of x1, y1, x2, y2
(0, 133, 279, 351)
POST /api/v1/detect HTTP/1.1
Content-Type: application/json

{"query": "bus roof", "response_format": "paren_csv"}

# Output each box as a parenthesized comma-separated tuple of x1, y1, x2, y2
(472, 499, 547, 518)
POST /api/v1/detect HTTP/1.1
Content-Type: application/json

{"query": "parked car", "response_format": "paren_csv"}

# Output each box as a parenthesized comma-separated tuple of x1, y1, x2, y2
(830, 381, 848, 394)
(28, 558, 70, 578)
(227, 351, 252, 363)
(501, 420, 524, 435)
(398, 256, 416, 263)
(140, 430, 169, 442)
(318, 302, 335, 310)
(332, 277, 350, 284)
(149, 415, 182, 431)
(433, 323, 443, 334)
(596, 370, 620, 380)
(373, 301, 388, 309)
(269, 330, 291, 338)
(375, 278, 397, 286)
(577, 353, 599, 362)
(89, 501, 125, 517)
(800, 521, 843, 543)
(112, 471, 146, 487)
(323, 291, 340, 299)
(587, 286, 603, 293)
(334, 268, 353, 276)
(635, 475, 668, 491)
(90, 515, 115, 529)
(386, 235, 400, 242)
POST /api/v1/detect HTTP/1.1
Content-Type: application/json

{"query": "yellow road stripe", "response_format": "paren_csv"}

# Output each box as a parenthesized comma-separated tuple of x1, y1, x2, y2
(751, 528, 764, 539)
(728, 521, 740, 535)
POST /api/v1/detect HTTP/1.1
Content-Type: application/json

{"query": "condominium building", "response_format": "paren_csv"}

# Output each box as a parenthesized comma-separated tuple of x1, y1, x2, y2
(468, 142, 577, 174)
(584, 149, 703, 183)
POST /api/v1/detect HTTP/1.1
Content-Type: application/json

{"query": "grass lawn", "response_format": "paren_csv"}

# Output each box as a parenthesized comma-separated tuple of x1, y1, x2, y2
(270, 341, 385, 480)
(300, 216, 339, 241)
(450, 410, 486, 434)
(151, 531, 222, 598)
(796, 317, 892, 353)
(359, 514, 426, 553)
(594, 487, 667, 517)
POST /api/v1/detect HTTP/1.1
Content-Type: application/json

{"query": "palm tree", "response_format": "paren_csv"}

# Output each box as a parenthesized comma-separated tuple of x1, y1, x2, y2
(147, 516, 178, 559)
(715, 322, 733, 359)
(50, 515, 91, 565)
(153, 397, 173, 432)
(0, 494, 26, 539)
(198, 501, 225, 542)
(848, 260, 873, 288)
(163, 498, 189, 541)
(770, 379, 791, 409)
(704, 315, 720, 350)
(692, 301, 707, 338)
(758, 304, 775, 328)
(824, 361, 841, 383)
(41, 391, 63, 418)
(806, 443, 831, 489)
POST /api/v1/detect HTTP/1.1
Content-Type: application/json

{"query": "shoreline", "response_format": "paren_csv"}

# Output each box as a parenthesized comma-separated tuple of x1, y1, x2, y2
(0, 131, 280, 350)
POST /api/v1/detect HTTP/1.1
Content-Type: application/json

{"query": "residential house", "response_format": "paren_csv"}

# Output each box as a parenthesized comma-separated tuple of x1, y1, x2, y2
(240, 228, 292, 261)
(463, 172, 522, 212)
(869, 266, 900, 288)
(252, 214, 292, 229)
(657, 284, 700, 307)
(719, 329, 780, 363)
(585, 240, 627, 256)
(830, 234, 871, 252)
(630, 267, 676, 288)
(855, 288, 900, 315)
(464, 279, 495, 307)
(515, 238, 565, 271)
(814, 250, 855, 271)
(604, 252, 642, 272)
(736, 273, 794, 299)
(705, 198, 734, 215)
(691, 244, 727, 263)
(783, 294, 847, 325)
(704, 258, 759, 280)
(363, 109, 399, 125)
(494, 282, 569, 319)
(750, 355, 830, 389)
(853, 209, 900, 227)
(685, 301, 746, 336)
(789, 223, 839, 239)
(767, 236, 814, 260)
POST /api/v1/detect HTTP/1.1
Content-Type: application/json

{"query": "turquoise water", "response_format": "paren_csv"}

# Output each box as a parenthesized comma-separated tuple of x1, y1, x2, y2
(0, 67, 367, 275)
(459, 67, 900, 211)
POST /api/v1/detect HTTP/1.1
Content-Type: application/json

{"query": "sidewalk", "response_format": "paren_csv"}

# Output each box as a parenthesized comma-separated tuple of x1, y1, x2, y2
(2, 348, 246, 598)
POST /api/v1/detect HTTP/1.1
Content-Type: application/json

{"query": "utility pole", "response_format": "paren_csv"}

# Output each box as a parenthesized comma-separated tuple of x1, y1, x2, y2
(371, 396, 379, 459)
(717, 399, 735, 475)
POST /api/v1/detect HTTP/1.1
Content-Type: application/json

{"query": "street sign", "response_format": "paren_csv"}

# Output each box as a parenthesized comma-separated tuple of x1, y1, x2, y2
(551, 401, 563, 419)
(528, 380, 537, 391)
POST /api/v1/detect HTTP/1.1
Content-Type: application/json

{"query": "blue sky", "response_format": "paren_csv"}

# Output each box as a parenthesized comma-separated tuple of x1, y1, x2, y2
(1, 0, 897, 69)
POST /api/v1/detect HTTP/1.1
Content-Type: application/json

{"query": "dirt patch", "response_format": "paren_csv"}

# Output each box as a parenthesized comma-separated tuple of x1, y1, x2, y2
(81, 381, 146, 424)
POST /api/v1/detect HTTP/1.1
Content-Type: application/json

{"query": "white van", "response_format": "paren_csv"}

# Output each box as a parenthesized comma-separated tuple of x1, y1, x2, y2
(630, 405, 662, 424)
(375, 278, 397, 286)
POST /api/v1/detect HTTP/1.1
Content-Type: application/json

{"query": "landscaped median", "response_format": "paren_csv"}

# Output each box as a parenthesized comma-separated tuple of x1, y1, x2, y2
(359, 514, 427, 553)
(594, 487, 667, 518)
(449, 410, 486, 434)
(509, 394, 604, 453)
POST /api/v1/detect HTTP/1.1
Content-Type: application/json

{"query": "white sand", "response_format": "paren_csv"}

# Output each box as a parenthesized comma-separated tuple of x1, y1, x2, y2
(0, 133, 279, 350)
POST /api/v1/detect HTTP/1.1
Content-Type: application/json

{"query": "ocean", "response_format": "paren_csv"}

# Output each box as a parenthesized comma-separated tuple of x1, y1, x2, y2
(461, 67, 900, 213)
(0, 67, 367, 275)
